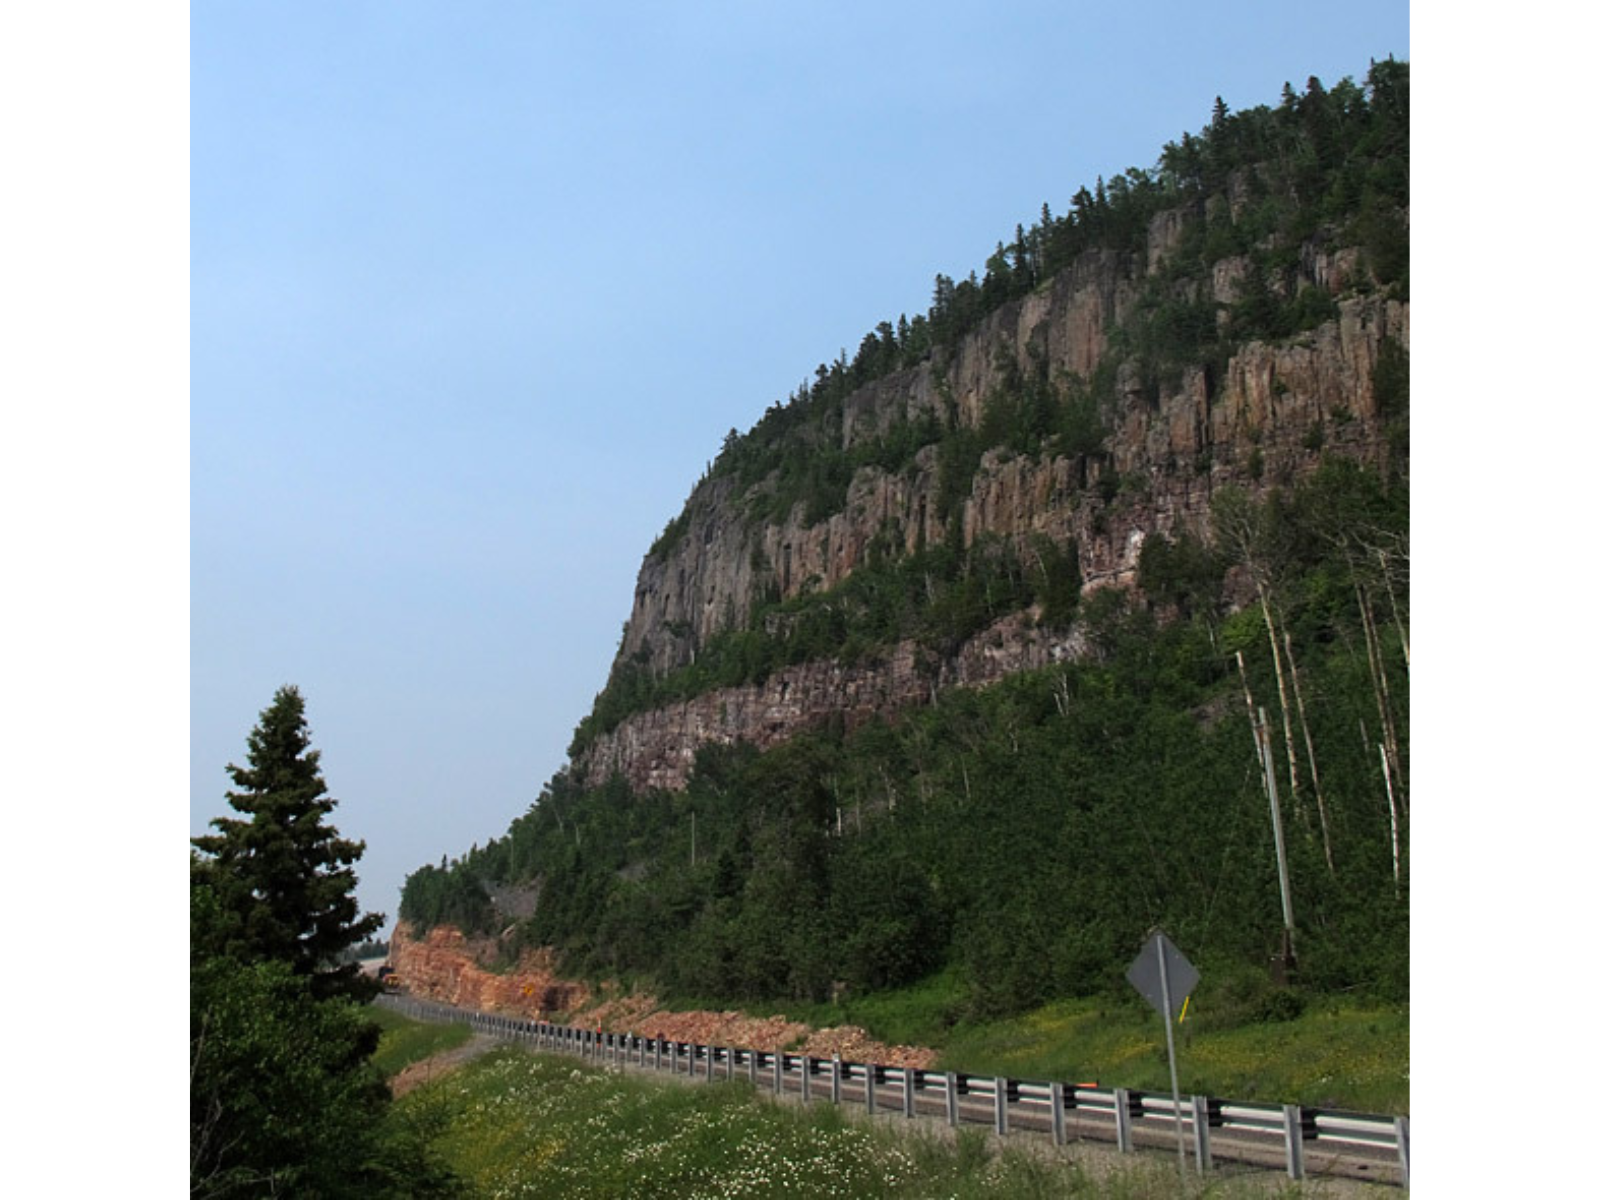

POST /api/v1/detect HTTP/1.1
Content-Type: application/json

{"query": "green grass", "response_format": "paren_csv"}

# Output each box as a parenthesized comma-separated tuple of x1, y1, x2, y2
(933, 998, 1407, 1114)
(368, 1004, 474, 1078)
(673, 969, 1408, 1115)
(397, 1048, 1357, 1199)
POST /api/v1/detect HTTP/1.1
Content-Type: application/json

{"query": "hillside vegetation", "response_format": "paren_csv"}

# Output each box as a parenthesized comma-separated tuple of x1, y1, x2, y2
(402, 62, 1408, 1036)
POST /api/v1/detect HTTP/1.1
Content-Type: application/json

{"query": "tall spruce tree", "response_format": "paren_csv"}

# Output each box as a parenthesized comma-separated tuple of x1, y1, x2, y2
(193, 685, 383, 1002)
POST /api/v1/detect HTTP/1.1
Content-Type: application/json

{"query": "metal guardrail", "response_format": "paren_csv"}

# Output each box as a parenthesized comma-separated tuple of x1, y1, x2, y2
(377, 993, 1409, 1187)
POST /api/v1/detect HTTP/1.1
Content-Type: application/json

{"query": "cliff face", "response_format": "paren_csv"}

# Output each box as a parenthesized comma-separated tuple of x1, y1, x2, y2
(577, 212, 1406, 794)
(581, 609, 1080, 792)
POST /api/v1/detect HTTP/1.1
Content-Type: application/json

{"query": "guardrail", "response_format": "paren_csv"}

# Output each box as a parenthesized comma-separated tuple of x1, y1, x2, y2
(377, 994, 1408, 1188)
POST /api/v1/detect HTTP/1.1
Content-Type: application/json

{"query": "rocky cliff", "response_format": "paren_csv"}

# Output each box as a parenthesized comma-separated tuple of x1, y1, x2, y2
(571, 201, 1406, 794)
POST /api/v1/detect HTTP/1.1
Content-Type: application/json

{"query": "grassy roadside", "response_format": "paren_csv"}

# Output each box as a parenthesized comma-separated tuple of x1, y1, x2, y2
(665, 968, 1408, 1114)
(369, 1003, 474, 1077)
(932, 999, 1407, 1115)
(395, 1046, 1374, 1199)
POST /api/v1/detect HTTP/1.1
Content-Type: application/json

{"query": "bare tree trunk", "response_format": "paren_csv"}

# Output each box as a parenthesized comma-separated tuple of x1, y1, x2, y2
(1284, 629, 1333, 874)
(1380, 744, 1403, 898)
(1236, 651, 1268, 790)
(1258, 591, 1304, 821)
(1378, 548, 1410, 669)
(1357, 583, 1407, 813)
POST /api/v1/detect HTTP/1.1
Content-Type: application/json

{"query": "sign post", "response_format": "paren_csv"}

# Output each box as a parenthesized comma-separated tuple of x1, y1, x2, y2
(1127, 930, 1200, 1174)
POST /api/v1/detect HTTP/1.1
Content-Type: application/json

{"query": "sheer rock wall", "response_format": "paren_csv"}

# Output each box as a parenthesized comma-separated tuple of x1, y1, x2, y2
(577, 220, 1406, 793)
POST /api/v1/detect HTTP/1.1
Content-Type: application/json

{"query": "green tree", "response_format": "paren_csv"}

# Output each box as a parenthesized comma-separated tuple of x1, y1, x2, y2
(191, 870, 461, 1199)
(193, 685, 383, 1002)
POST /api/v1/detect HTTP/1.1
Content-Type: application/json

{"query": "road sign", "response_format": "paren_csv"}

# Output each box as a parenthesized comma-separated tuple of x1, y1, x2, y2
(1127, 931, 1199, 1019)
(1126, 930, 1200, 1175)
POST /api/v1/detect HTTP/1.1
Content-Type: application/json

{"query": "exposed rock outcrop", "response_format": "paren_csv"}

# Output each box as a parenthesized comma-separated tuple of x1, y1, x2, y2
(389, 921, 937, 1068)
(391, 922, 590, 1016)
(576, 210, 1406, 795)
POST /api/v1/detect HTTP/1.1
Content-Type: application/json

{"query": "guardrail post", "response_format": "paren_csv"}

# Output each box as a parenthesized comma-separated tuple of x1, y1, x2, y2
(654, 1038, 662, 1072)
(1190, 1096, 1214, 1173)
(946, 1072, 961, 1127)
(831, 1057, 843, 1106)
(865, 1064, 878, 1114)
(774, 1053, 784, 1097)
(1283, 1104, 1305, 1180)
(1050, 1082, 1066, 1146)
(801, 1056, 813, 1103)
(1395, 1115, 1409, 1188)
(904, 1068, 917, 1119)
(994, 1077, 1009, 1136)
(1114, 1088, 1135, 1153)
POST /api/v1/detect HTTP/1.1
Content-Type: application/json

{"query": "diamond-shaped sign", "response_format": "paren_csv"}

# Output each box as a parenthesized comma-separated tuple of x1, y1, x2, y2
(1126, 931, 1199, 1018)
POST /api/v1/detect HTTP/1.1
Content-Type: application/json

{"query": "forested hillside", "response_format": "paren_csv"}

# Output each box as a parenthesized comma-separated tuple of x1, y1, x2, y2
(402, 60, 1408, 1019)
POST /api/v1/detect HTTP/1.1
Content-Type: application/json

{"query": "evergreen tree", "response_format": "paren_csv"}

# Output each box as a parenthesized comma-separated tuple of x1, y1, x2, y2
(193, 685, 383, 1002)
(191, 866, 461, 1199)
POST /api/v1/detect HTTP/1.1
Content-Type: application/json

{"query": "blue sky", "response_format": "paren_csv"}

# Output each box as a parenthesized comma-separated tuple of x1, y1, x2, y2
(190, 2, 1411, 932)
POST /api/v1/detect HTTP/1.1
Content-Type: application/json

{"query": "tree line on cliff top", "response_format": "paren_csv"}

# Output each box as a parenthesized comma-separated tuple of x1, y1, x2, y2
(655, 58, 1406, 545)
(402, 61, 1408, 1022)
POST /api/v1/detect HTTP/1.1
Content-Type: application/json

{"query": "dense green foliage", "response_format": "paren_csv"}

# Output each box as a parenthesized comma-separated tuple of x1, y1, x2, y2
(406, 459, 1408, 1019)
(192, 689, 461, 1198)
